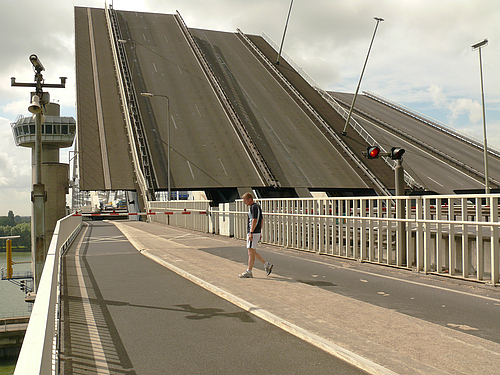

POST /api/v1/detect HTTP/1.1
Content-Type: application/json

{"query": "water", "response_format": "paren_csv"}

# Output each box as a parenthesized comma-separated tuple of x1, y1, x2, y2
(0, 360, 15, 375)
(0, 251, 32, 318)
(0, 251, 32, 375)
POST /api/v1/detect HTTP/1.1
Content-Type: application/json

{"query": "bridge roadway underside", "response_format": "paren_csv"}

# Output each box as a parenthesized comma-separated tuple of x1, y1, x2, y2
(75, 7, 136, 191)
(75, 7, 393, 197)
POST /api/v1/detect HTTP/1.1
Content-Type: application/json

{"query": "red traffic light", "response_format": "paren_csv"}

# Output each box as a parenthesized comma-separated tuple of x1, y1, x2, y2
(366, 146, 380, 159)
(390, 147, 405, 160)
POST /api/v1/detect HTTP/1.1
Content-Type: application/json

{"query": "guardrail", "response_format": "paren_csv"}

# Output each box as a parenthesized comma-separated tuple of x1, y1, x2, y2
(259, 33, 423, 191)
(0, 317, 30, 332)
(235, 196, 499, 285)
(14, 213, 82, 375)
(340, 91, 500, 189)
(364, 90, 500, 157)
(105, 3, 153, 204)
(174, 12, 278, 188)
(150, 195, 500, 286)
(242, 30, 392, 195)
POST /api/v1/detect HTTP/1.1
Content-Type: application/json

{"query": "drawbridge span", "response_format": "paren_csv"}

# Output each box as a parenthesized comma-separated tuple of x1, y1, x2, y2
(75, 5, 395, 205)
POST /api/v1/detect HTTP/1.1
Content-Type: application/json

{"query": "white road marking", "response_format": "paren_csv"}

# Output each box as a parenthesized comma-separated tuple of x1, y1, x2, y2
(427, 176, 443, 187)
(263, 117, 291, 154)
(240, 86, 257, 108)
(86, 235, 129, 243)
(187, 160, 195, 179)
(123, 239, 398, 375)
(194, 103, 202, 117)
(171, 115, 178, 129)
(87, 9, 111, 190)
(219, 158, 228, 176)
(447, 323, 478, 331)
(74, 226, 110, 374)
(152, 62, 157, 72)
(287, 117, 298, 130)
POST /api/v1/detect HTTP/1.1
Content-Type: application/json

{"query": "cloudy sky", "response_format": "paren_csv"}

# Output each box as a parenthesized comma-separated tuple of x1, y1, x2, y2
(0, 0, 499, 215)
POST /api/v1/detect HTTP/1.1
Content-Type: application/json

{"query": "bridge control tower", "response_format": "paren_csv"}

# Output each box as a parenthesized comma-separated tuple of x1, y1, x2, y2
(11, 95, 76, 252)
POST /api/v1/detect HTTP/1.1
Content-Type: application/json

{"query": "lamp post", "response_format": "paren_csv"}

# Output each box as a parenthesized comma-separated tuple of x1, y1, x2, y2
(276, 0, 294, 65)
(140, 92, 171, 200)
(471, 38, 489, 194)
(117, 39, 137, 74)
(341, 17, 384, 136)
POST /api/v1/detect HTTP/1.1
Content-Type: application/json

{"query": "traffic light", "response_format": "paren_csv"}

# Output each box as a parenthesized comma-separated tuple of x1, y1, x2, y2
(366, 146, 380, 159)
(390, 147, 405, 160)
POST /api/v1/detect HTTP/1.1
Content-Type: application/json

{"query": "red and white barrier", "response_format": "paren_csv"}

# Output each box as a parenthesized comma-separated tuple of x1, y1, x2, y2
(73, 209, 208, 217)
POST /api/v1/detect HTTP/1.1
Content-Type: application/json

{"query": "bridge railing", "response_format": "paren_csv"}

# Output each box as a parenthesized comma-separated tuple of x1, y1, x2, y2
(149, 195, 499, 286)
(14, 213, 82, 375)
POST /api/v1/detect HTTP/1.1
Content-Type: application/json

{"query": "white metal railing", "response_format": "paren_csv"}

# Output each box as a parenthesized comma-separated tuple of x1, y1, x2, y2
(14, 213, 82, 375)
(150, 195, 500, 286)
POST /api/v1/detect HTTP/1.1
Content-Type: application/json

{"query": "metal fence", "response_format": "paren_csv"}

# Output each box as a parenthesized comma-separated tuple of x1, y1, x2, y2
(151, 195, 500, 286)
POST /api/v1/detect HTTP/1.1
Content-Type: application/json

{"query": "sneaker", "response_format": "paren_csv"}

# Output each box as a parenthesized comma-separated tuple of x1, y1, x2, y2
(239, 270, 253, 278)
(264, 262, 273, 276)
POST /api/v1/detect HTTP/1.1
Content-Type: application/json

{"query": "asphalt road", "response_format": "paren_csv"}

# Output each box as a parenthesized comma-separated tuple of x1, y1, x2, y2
(118, 11, 263, 190)
(329, 92, 499, 193)
(189, 28, 368, 190)
(59, 221, 369, 374)
(198, 237, 500, 345)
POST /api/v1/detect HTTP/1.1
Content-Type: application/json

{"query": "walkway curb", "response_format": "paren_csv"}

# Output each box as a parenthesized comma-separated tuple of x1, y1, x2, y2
(114, 221, 412, 375)
(139, 247, 397, 375)
(112, 221, 500, 375)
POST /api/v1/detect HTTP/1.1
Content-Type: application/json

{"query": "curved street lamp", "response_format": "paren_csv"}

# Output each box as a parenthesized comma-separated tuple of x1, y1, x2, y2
(471, 38, 489, 193)
(342, 17, 384, 136)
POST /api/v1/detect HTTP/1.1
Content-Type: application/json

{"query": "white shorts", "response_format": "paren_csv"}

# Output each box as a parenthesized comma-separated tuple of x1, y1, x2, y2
(247, 233, 261, 249)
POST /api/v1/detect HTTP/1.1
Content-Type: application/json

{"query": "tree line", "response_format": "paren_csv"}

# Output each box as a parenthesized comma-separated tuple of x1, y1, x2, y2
(0, 211, 31, 251)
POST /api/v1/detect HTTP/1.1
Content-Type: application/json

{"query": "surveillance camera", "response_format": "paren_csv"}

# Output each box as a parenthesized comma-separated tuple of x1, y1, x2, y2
(29, 54, 45, 72)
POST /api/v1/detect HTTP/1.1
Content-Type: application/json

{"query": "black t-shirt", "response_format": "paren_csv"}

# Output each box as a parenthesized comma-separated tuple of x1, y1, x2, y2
(247, 202, 262, 234)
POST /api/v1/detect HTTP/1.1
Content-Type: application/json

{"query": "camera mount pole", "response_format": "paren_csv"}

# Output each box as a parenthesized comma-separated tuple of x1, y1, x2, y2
(11, 55, 66, 292)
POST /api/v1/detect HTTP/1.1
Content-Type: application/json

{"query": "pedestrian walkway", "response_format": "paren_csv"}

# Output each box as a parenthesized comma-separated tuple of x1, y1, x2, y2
(59, 221, 369, 374)
(113, 220, 500, 375)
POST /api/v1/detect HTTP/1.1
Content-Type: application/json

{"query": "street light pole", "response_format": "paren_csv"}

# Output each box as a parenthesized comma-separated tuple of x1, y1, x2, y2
(276, 0, 294, 65)
(341, 17, 384, 136)
(141, 92, 170, 200)
(471, 38, 489, 194)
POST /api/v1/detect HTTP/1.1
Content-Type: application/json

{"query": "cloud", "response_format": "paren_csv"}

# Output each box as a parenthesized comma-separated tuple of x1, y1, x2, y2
(427, 85, 483, 125)
(448, 98, 482, 124)
(1, 100, 31, 118)
(0, 117, 32, 215)
(429, 85, 447, 107)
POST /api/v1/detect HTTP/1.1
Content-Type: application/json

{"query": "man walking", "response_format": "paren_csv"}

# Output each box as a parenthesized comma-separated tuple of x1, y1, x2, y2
(239, 192, 273, 278)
